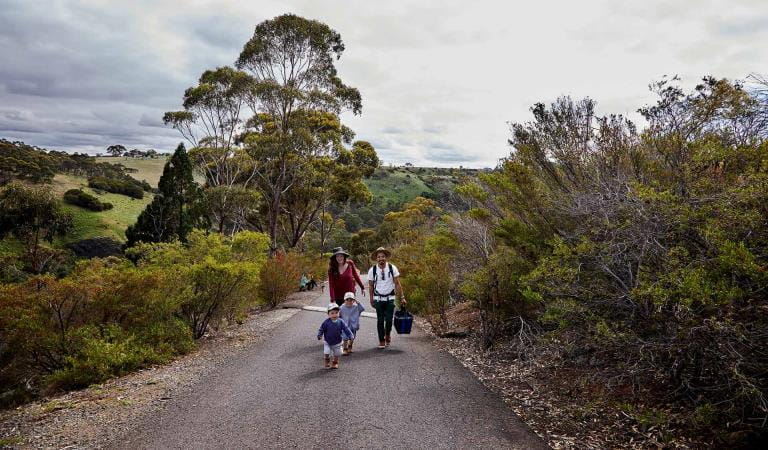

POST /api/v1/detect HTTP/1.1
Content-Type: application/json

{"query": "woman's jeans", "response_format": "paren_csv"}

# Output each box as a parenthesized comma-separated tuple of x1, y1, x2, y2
(374, 300, 395, 341)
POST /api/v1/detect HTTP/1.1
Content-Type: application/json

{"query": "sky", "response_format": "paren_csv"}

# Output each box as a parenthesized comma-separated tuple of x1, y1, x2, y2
(1, 0, 767, 168)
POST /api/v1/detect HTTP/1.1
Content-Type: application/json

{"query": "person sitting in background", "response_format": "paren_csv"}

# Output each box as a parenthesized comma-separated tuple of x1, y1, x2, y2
(306, 273, 318, 291)
(299, 273, 310, 291)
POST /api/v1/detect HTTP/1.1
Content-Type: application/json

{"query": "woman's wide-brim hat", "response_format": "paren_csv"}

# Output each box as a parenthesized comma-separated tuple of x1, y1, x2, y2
(330, 247, 350, 259)
(370, 247, 391, 260)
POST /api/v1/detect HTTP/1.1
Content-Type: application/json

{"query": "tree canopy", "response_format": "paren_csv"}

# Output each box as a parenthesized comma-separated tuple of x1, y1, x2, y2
(163, 14, 378, 252)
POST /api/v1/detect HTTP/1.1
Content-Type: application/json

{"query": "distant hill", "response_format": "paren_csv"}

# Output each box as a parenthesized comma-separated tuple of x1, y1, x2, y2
(95, 156, 206, 187)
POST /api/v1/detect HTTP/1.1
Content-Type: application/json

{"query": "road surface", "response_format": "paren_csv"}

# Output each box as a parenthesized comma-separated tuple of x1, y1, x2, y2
(119, 285, 545, 449)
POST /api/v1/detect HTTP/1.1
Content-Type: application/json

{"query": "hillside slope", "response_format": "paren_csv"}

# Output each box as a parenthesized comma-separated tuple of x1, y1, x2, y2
(51, 174, 152, 243)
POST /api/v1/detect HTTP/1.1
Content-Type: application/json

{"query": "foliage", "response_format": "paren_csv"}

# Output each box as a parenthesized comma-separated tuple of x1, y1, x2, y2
(128, 230, 269, 338)
(125, 143, 206, 246)
(257, 251, 303, 308)
(63, 189, 113, 211)
(0, 139, 153, 190)
(165, 14, 377, 253)
(0, 183, 73, 274)
(88, 176, 145, 199)
(0, 139, 57, 185)
(106, 144, 126, 157)
(0, 257, 193, 403)
(0, 229, 269, 405)
(438, 76, 768, 441)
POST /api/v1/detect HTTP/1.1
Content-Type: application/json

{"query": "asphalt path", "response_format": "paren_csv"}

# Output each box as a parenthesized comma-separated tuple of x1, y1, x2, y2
(119, 283, 546, 449)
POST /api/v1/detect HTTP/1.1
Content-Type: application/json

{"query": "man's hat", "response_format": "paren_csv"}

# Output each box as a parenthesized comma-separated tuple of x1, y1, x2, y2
(370, 246, 391, 261)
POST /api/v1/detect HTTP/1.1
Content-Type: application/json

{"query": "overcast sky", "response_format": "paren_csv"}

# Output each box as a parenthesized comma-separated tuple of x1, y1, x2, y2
(1, 0, 766, 167)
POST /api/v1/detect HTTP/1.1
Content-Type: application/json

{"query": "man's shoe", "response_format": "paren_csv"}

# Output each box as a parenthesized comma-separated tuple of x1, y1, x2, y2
(385, 335, 391, 347)
(378, 341, 386, 349)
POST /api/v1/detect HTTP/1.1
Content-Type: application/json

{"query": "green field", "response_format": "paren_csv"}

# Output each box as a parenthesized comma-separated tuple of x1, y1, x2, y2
(96, 156, 206, 187)
(96, 156, 169, 187)
(51, 174, 153, 243)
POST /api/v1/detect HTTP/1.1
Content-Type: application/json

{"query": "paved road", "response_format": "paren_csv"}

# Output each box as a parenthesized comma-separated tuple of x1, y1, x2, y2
(120, 285, 545, 449)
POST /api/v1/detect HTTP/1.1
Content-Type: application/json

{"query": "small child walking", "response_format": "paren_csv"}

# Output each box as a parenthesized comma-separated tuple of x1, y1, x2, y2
(339, 292, 365, 355)
(317, 303, 353, 369)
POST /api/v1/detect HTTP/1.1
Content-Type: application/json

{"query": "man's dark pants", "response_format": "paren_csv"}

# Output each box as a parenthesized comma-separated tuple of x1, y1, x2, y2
(374, 299, 395, 341)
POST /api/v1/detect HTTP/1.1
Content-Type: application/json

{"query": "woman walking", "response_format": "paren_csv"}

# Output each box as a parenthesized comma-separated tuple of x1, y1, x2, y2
(328, 247, 365, 307)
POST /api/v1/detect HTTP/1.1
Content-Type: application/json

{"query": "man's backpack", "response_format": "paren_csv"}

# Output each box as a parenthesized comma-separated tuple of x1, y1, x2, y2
(371, 263, 395, 282)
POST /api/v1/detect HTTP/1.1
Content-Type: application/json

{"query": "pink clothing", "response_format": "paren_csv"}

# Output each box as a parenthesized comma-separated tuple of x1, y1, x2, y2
(328, 261, 364, 301)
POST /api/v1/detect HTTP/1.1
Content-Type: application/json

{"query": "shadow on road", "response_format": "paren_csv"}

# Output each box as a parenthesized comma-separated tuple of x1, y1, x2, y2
(343, 347, 404, 361)
(284, 344, 318, 358)
(297, 368, 336, 382)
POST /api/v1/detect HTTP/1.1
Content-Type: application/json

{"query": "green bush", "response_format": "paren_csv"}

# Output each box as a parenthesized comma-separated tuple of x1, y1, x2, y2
(0, 257, 192, 404)
(63, 188, 113, 211)
(128, 230, 269, 338)
(88, 176, 144, 199)
(45, 324, 177, 391)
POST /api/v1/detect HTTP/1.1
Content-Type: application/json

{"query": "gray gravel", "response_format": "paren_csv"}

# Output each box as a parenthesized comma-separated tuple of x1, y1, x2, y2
(118, 290, 545, 449)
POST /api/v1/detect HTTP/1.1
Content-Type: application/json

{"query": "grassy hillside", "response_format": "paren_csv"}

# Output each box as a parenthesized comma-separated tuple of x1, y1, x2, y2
(364, 166, 475, 206)
(95, 156, 169, 187)
(365, 167, 435, 204)
(51, 174, 153, 243)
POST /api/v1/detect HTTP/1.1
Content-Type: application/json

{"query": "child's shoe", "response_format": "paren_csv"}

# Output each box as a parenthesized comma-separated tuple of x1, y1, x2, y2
(342, 341, 350, 355)
(348, 340, 354, 353)
(324, 355, 331, 368)
(331, 357, 339, 369)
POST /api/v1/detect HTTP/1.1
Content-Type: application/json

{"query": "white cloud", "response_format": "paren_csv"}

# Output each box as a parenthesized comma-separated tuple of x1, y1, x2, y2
(1, 0, 766, 166)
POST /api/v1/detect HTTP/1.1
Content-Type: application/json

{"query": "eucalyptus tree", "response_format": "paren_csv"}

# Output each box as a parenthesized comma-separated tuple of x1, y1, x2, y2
(235, 14, 366, 253)
(164, 66, 256, 189)
(106, 144, 126, 157)
(163, 14, 376, 251)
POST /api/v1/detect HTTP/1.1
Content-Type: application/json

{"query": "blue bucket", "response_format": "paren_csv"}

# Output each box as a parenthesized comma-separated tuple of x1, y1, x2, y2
(394, 308, 413, 334)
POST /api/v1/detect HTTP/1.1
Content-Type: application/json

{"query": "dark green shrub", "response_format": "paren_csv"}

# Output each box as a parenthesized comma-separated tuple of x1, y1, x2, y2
(63, 189, 113, 211)
(87, 176, 144, 199)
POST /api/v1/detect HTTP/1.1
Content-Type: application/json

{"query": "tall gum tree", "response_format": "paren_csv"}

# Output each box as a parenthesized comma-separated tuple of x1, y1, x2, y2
(235, 14, 367, 254)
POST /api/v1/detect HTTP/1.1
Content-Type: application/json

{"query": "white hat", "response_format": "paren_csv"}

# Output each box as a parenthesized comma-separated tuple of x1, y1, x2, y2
(327, 303, 340, 312)
(343, 292, 356, 300)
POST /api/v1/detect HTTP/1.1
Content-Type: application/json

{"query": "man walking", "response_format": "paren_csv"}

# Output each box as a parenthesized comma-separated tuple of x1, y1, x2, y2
(367, 247, 406, 348)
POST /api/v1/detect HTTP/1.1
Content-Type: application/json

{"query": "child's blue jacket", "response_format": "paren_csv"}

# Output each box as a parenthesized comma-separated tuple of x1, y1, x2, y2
(318, 318, 353, 346)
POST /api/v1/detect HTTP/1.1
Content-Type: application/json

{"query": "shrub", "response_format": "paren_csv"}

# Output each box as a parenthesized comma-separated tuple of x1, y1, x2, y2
(45, 324, 182, 392)
(63, 189, 113, 211)
(0, 257, 194, 404)
(257, 251, 302, 308)
(128, 230, 269, 338)
(88, 176, 144, 199)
